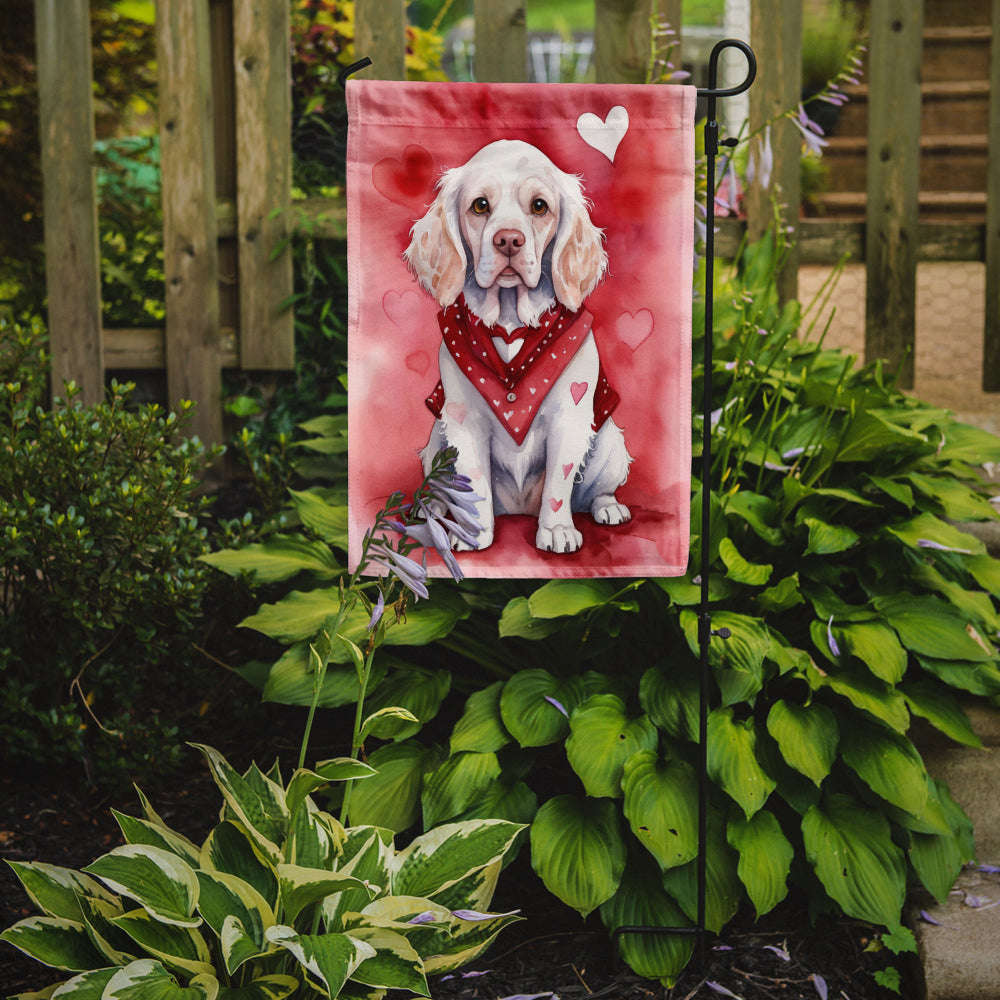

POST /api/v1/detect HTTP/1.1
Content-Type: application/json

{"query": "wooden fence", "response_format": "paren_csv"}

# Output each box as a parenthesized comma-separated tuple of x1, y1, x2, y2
(34, 0, 1000, 445)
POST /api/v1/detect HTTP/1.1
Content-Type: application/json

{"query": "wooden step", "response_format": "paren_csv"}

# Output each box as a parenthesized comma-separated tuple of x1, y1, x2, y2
(811, 190, 987, 222)
(922, 25, 993, 82)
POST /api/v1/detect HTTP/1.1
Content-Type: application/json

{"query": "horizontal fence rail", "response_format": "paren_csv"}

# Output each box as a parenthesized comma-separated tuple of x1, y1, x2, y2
(32, 0, 1000, 445)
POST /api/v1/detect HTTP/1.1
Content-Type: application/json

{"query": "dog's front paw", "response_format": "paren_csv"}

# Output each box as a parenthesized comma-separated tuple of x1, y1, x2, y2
(536, 524, 583, 554)
(592, 497, 632, 526)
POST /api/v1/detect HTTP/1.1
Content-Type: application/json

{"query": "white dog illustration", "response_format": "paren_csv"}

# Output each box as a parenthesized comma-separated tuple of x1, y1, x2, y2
(405, 139, 632, 554)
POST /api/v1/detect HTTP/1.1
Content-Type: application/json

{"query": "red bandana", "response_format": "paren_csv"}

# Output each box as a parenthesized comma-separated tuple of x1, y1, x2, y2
(426, 296, 619, 446)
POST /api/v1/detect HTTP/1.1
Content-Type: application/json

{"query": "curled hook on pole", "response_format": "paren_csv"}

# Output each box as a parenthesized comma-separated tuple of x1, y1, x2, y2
(337, 56, 373, 90)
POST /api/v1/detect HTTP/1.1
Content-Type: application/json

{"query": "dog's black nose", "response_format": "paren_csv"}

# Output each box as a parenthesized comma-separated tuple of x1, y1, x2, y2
(494, 229, 525, 255)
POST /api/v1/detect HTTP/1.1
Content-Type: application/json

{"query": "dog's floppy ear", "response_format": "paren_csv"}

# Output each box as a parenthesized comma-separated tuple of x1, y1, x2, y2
(404, 169, 467, 307)
(551, 177, 607, 311)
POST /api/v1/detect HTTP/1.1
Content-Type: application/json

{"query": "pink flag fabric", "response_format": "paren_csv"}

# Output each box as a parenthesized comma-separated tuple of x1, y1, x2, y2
(347, 80, 696, 578)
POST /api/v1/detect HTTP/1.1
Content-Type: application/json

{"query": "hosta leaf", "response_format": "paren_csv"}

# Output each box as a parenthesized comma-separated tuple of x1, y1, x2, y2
(422, 906, 522, 974)
(566, 695, 658, 799)
(452, 779, 538, 827)
(0, 916, 107, 971)
(77, 894, 136, 966)
(84, 846, 200, 928)
(44, 966, 117, 997)
(276, 865, 374, 925)
(802, 517, 859, 556)
(809, 662, 910, 732)
(839, 719, 928, 817)
(322, 829, 394, 931)
(499, 670, 585, 747)
(110, 909, 214, 978)
(718, 536, 772, 585)
(497, 596, 564, 639)
(707, 708, 776, 818)
(966, 553, 1000, 597)
(103, 959, 218, 999)
(901, 680, 982, 748)
(5, 862, 117, 923)
(660, 808, 741, 933)
(755, 573, 804, 614)
(362, 667, 451, 740)
(915, 655, 1000, 697)
(834, 621, 907, 684)
(680, 610, 770, 706)
(287, 489, 349, 547)
(265, 926, 375, 997)
(421, 751, 502, 828)
(200, 822, 278, 910)
(639, 664, 699, 743)
(190, 746, 287, 863)
(200, 535, 340, 583)
(450, 682, 511, 754)
(802, 794, 906, 926)
(195, 871, 273, 974)
(834, 410, 927, 463)
(347, 740, 442, 832)
(260, 643, 388, 709)
(909, 829, 966, 905)
(724, 490, 784, 545)
(655, 573, 738, 606)
(215, 975, 299, 999)
(529, 795, 626, 917)
(345, 926, 428, 994)
(527, 579, 617, 618)
(599, 852, 694, 987)
(886, 512, 985, 557)
(393, 820, 524, 901)
(910, 562, 1000, 633)
(727, 811, 793, 917)
(765, 700, 838, 786)
(285, 760, 375, 823)
(112, 812, 201, 868)
(874, 593, 995, 662)
(907, 472, 998, 521)
(621, 751, 699, 870)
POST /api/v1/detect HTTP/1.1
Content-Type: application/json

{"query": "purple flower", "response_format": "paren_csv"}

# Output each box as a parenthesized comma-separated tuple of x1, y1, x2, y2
(451, 908, 520, 921)
(368, 541, 429, 600)
(407, 911, 438, 925)
(791, 104, 829, 156)
(812, 974, 828, 1000)
(917, 538, 972, 554)
(826, 616, 841, 658)
(367, 590, 385, 631)
(544, 695, 569, 718)
(747, 125, 774, 191)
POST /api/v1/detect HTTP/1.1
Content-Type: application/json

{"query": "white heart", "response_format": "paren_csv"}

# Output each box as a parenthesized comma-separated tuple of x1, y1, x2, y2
(504, 410, 514, 421)
(577, 106, 629, 163)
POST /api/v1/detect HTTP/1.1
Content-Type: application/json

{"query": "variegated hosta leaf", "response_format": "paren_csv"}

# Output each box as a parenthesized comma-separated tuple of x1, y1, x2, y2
(190, 745, 288, 863)
(621, 751, 699, 871)
(421, 751, 501, 829)
(102, 958, 218, 999)
(112, 810, 201, 868)
(4, 861, 118, 922)
(277, 864, 376, 925)
(839, 718, 929, 817)
(450, 681, 511, 754)
(499, 669, 585, 747)
(323, 829, 393, 931)
(44, 966, 118, 996)
(765, 700, 838, 786)
(212, 974, 299, 999)
(727, 810, 793, 917)
(661, 809, 742, 934)
(285, 760, 375, 823)
(344, 926, 429, 994)
(529, 795, 626, 917)
(78, 894, 136, 966)
(421, 859, 501, 916)
(195, 870, 274, 974)
(110, 908, 214, 979)
(265, 926, 375, 998)
(288, 801, 343, 870)
(391, 820, 524, 901)
(0, 916, 107, 971)
(83, 846, 201, 928)
(347, 741, 443, 833)
(420, 906, 522, 975)
(802, 793, 906, 926)
(565, 695, 658, 799)
(200, 822, 279, 910)
(599, 852, 694, 987)
(707, 707, 776, 818)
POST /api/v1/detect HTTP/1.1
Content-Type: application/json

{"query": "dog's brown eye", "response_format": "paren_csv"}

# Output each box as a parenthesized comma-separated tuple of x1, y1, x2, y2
(530, 198, 549, 216)
(471, 197, 490, 215)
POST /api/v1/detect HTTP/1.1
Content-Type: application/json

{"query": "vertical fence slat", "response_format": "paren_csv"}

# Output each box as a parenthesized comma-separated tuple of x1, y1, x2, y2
(474, 0, 527, 83)
(594, 0, 652, 84)
(658, 0, 682, 73)
(355, 0, 406, 80)
(865, 0, 923, 389)
(233, 0, 294, 370)
(983, 0, 1000, 390)
(34, 0, 103, 404)
(746, 0, 801, 304)
(157, 0, 223, 445)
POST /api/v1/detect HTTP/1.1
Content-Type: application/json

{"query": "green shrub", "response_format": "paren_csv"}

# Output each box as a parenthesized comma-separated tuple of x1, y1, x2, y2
(0, 317, 220, 784)
(1, 743, 524, 997)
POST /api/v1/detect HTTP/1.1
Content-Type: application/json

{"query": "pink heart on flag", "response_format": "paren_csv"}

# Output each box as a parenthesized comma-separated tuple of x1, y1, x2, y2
(570, 382, 588, 405)
(616, 308, 654, 351)
(562, 463, 575, 479)
(549, 498, 564, 512)
(383, 288, 425, 327)
(405, 351, 429, 375)
(445, 402, 467, 424)
(372, 144, 434, 206)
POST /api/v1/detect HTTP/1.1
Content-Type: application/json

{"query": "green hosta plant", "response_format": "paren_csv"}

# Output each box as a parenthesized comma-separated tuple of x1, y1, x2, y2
(340, 232, 1000, 985)
(1, 743, 523, 999)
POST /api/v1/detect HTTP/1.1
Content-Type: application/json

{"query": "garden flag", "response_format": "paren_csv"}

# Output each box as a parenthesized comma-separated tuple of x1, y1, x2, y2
(346, 80, 696, 578)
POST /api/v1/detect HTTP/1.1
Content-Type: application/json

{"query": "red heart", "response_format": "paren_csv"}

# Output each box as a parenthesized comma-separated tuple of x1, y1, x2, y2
(373, 144, 434, 207)
(445, 402, 467, 424)
(570, 382, 588, 405)
(562, 463, 575, 479)
(616, 309, 654, 351)
(549, 498, 564, 512)
(383, 288, 425, 327)
(405, 351, 429, 375)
